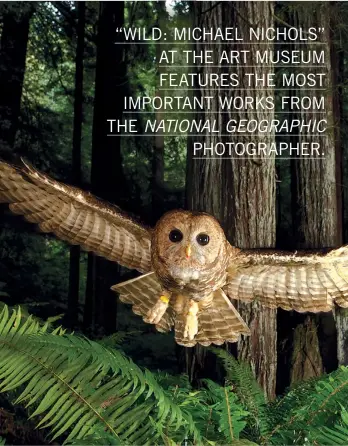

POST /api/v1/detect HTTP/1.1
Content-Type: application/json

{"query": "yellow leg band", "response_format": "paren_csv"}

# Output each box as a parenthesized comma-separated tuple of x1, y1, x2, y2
(160, 295, 169, 304)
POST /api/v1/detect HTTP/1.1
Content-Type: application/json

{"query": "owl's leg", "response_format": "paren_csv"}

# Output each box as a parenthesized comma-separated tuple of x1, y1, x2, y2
(183, 300, 199, 340)
(146, 290, 171, 324)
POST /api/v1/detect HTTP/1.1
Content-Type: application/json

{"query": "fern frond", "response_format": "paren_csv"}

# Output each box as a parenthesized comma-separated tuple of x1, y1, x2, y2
(315, 405, 348, 445)
(0, 436, 5, 446)
(264, 366, 348, 444)
(203, 379, 249, 443)
(212, 349, 269, 440)
(0, 305, 200, 445)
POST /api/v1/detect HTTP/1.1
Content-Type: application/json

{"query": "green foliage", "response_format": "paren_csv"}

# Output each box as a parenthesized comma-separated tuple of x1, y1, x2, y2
(0, 437, 4, 446)
(2, 305, 348, 445)
(316, 405, 348, 445)
(263, 366, 348, 445)
(212, 348, 269, 440)
(0, 304, 199, 445)
(203, 379, 249, 443)
(213, 349, 348, 446)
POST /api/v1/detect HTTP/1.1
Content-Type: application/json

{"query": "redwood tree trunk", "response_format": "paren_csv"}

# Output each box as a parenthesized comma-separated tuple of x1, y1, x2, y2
(84, 1, 126, 334)
(188, 1, 277, 399)
(330, 6, 347, 366)
(67, 1, 85, 329)
(151, 1, 167, 224)
(290, 3, 340, 383)
(0, 4, 34, 156)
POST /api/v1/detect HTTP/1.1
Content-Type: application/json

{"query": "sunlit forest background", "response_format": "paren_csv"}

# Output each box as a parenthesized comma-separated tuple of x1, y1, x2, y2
(1, 1, 348, 444)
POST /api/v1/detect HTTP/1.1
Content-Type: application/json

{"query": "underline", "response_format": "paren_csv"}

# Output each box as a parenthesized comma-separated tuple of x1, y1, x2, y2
(164, 65, 326, 68)
(107, 134, 328, 137)
(193, 157, 326, 160)
(158, 88, 326, 91)
(123, 111, 326, 114)
(115, 42, 325, 45)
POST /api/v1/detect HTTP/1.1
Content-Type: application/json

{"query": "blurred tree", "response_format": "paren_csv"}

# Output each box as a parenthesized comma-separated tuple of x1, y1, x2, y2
(289, 3, 339, 386)
(67, 1, 85, 329)
(329, 2, 348, 367)
(0, 2, 35, 157)
(84, 1, 127, 335)
(151, 0, 167, 224)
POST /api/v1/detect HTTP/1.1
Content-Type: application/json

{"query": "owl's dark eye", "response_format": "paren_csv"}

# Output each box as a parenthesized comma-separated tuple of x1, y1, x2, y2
(196, 233, 210, 246)
(169, 229, 183, 243)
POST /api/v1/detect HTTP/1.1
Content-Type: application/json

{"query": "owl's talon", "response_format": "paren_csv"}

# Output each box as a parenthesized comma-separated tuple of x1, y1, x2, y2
(183, 301, 199, 340)
(146, 293, 170, 324)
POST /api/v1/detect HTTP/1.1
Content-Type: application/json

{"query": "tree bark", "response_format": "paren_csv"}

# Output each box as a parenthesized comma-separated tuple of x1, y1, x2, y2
(84, 1, 126, 334)
(187, 1, 277, 399)
(290, 3, 340, 382)
(151, 1, 167, 224)
(0, 3, 34, 156)
(67, 1, 85, 329)
(330, 5, 346, 366)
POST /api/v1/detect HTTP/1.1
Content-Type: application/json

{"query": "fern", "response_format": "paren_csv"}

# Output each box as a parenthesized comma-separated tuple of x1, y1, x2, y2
(262, 366, 348, 444)
(203, 379, 249, 443)
(3, 303, 348, 446)
(316, 405, 348, 445)
(211, 349, 348, 445)
(0, 437, 5, 446)
(154, 370, 254, 444)
(212, 349, 269, 440)
(0, 305, 200, 445)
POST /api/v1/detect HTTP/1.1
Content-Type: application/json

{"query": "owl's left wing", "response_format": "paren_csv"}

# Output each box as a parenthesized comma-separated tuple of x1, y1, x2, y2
(224, 246, 348, 312)
(0, 160, 152, 273)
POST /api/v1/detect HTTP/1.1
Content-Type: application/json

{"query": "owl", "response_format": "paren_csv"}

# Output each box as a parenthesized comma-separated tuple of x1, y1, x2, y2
(1, 159, 348, 347)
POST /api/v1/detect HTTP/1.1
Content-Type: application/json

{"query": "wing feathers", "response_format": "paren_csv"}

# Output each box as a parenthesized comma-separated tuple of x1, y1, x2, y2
(175, 289, 250, 347)
(0, 160, 152, 273)
(225, 247, 348, 312)
(112, 272, 175, 333)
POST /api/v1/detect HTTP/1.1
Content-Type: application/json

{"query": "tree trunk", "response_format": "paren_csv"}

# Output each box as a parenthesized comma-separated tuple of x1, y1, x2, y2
(151, 1, 167, 224)
(67, 1, 85, 329)
(0, 3, 34, 156)
(187, 1, 277, 399)
(290, 3, 340, 383)
(330, 5, 346, 366)
(84, 1, 126, 335)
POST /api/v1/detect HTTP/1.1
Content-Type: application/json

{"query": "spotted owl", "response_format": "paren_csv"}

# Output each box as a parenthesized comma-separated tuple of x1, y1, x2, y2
(1, 159, 348, 347)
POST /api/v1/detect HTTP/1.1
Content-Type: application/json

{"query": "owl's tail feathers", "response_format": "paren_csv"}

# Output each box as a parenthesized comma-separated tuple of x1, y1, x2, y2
(111, 272, 175, 333)
(175, 289, 250, 347)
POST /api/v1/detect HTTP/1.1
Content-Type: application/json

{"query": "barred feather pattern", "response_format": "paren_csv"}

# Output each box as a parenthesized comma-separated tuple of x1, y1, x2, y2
(224, 247, 348, 312)
(114, 274, 250, 347)
(0, 161, 152, 273)
(112, 272, 175, 333)
(175, 289, 250, 347)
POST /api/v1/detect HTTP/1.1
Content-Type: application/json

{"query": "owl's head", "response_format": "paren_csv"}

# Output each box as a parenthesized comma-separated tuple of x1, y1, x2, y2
(152, 210, 227, 268)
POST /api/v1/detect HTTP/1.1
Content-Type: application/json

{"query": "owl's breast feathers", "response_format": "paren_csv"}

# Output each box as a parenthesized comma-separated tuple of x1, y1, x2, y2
(151, 239, 231, 301)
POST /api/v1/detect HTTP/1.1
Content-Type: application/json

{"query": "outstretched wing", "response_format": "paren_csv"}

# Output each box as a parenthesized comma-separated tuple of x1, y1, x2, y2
(225, 247, 348, 312)
(0, 160, 152, 273)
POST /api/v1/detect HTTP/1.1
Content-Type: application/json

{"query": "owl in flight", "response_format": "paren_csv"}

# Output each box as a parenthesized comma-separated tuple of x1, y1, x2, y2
(1, 160, 348, 347)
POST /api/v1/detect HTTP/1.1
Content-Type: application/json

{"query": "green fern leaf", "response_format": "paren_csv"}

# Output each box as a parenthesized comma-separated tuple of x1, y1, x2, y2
(0, 304, 200, 445)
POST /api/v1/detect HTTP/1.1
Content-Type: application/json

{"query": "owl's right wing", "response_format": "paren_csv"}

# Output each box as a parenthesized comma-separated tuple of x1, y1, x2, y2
(0, 160, 152, 273)
(224, 246, 348, 312)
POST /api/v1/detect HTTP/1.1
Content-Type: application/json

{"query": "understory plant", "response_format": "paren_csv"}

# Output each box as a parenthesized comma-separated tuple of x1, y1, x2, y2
(1, 304, 348, 445)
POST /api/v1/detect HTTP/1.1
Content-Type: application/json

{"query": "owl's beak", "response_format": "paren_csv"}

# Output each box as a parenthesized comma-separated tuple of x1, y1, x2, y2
(185, 244, 192, 259)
